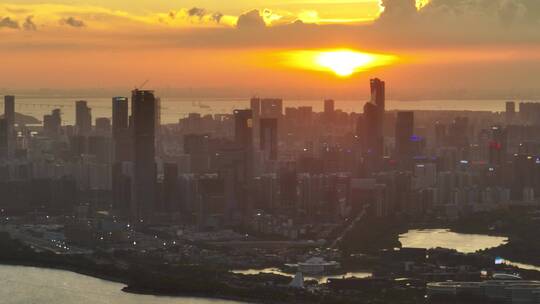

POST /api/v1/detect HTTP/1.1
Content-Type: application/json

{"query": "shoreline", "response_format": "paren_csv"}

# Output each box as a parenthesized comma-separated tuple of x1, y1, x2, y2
(0, 259, 127, 285)
(401, 221, 540, 269)
(0, 260, 262, 304)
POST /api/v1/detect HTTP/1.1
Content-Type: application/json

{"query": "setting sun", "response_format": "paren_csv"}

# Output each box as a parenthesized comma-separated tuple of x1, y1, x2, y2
(316, 51, 375, 77)
(280, 49, 398, 77)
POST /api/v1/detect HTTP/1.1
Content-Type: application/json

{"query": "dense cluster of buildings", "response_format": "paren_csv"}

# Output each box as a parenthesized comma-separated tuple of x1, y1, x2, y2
(0, 80, 539, 239)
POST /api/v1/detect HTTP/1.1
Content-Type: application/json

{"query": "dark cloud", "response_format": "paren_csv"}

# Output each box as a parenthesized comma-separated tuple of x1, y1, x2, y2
(23, 15, 37, 31)
(60, 17, 85, 28)
(168, 7, 222, 23)
(378, 0, 417, 23)
(187, 7, 206, 19)
(365, 0, 540, 47)
(236, 9, 266, 29)
(374, 0, 540, 28)
(0, 17, 19, 29)
(418, 0, 540, 25)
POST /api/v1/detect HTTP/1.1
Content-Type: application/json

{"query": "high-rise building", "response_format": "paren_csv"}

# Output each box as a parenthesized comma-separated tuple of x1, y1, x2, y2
(184, 133, 211, 173)
(112, 97, 129, 135)
(279, 162, 297, 207)
(395, 111, 415, 168)
(154, 97, 162, 156)
(370, 78, 385, 113)
(506, 101, 516, 123)
(362, 79, 386, 166)
(95, 118, 111, 134)
(234, 109, 253, 149)
(162, 163, 179, 212)
(260, 98, 283, 119)
(489, 126, 507, 166)
(0, 119, 7, 160)
(131, 89, 157, 223)
(43, 109, 62, 136)
(4, 95, 14, 129)
(75, 100, 92, 135)
(260, 118, 278, 161)
(112, 97, 131, 162)
(324, 99, 335, 123)
(434, 122, 446, 147)
(363, 102, 383, 159)
(250, 97, 261, 148)
(112, 162, 132, 212)
(448, 117, 469, 152)
(4, 95, 15, 159)
(324, 99, 335, 115)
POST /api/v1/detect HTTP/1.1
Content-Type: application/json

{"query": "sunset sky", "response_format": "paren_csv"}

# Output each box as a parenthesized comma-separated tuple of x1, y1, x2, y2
(1, 0, 540, 98)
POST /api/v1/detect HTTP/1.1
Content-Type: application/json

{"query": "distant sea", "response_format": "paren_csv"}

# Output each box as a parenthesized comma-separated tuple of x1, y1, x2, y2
(1, 97, 513, 125)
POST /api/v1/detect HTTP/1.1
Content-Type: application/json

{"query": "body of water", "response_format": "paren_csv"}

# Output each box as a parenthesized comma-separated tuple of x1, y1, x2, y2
(232, 268, 371, 284)
(399, 229, 540, 272)
(399, 229, 508, 254)
(2, 97, 511, 125)
(0, 264, 246, 304)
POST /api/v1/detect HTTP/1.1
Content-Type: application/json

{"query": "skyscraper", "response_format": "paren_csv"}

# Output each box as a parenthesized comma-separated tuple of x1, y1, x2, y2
(260, 118, 278, 161)
(75, 100, 92, 135)
(260, 98, 283, 119)
(324, 99, 335, 123)
(506, 101, 516, 123)
(112, 162, 132, 213)
(154, 97, 162, 156)
(489, 126, 507, 166)
(0, 119, 7, 160)
(395, 111, 414, 168)
(131, 89, 157, 223)
(370, 78, 386, 113)
(112, 97, 129, 135)
(112, 97, 131, 162)
(279, 161, 297, 207)
(162, 163, 179, 213)
(363, 102, 382, 155)
(234, 109, 253, 149)
(4, 95, 14, 128)
(4, 95, 15, 159)
(43, 109, 62, 136)
(250, 97, 261, 148)
(184, 133, 211, 173)
(434, 122, 446, 147)
(95, 118, 111, 134)
(362, 79, 386, 172)
(324, 99, 335, 114)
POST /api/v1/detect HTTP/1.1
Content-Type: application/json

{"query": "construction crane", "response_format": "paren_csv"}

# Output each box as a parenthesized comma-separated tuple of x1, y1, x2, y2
(135, 79, 149, 90)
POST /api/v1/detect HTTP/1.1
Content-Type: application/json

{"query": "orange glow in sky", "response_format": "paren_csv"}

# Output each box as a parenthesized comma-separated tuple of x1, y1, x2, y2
(280, 49, 398, 77)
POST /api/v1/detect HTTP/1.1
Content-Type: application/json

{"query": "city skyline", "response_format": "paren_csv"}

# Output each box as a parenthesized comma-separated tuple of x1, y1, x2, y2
(2, 1, 540, 304)
(1, 78, 540, 303)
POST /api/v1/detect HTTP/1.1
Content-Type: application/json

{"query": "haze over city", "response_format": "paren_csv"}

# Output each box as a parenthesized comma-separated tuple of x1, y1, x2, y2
(2, 1, 540, 304)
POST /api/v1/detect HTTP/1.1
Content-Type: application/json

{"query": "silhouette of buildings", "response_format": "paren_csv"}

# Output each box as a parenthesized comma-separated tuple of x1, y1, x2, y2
(395, 111, 414, 169)
(131, 89, 157, 223)
(44, 109, 62, 137)
(233, 109, 253, 149)
(260, 118, 278, 161)
(112, 97, 131, 162)
(75, 100, 92, 136)
(360, 78, 386, 173)
(3, 95, 15, 159)
(506, 101, 516, 123)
